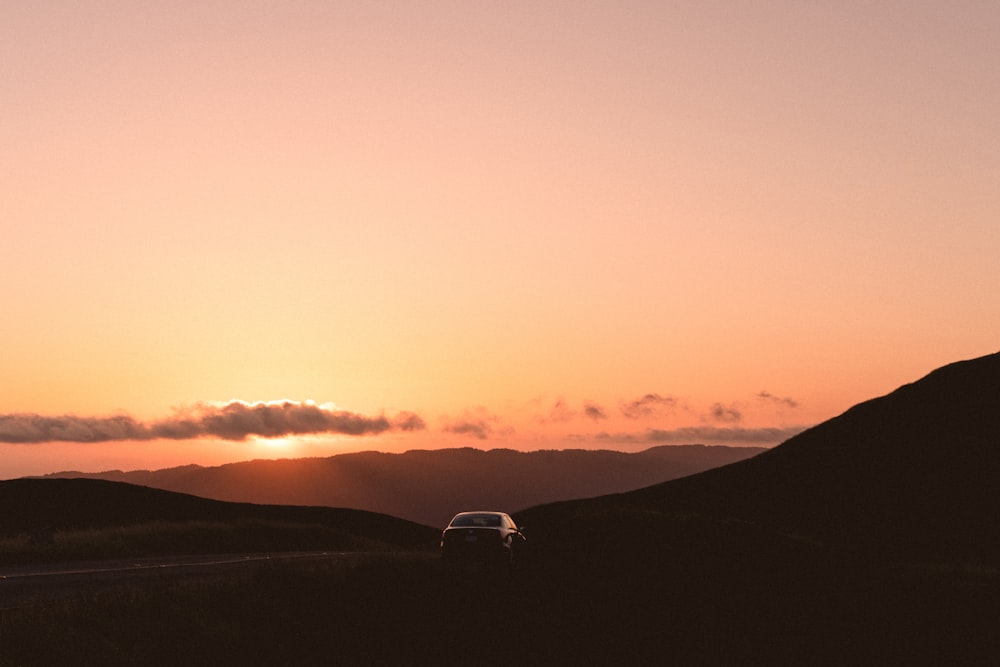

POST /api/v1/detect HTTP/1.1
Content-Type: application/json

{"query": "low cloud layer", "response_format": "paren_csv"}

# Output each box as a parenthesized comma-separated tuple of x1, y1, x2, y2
(594, 425, 808, 446)
(2, 389, 804, 446)
(647, 425, 807, 445)
(0, 414, 150, 444)
(0, 401, 425, 444)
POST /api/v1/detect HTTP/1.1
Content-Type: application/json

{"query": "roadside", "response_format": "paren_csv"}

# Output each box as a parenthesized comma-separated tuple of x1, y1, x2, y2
(0, 551, 427, 610)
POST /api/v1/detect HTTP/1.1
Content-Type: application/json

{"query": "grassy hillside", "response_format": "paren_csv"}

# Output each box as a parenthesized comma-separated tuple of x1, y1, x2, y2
(514, 353, 1000, 570)
(2, 509, 995, 665)
(0, 478, 438, 564)
(611, 350, 1000, 565)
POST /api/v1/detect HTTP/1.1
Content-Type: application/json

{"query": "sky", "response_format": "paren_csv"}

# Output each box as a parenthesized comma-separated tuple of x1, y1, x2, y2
(2, 1, 998, 478)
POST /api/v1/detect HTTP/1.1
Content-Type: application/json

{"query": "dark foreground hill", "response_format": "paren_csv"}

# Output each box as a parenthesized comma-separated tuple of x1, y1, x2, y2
(40, 445, 764, 528)
(0, 478, 438, 563)
(520, 350, 1000, 567)
(506, 351, 1000, 662)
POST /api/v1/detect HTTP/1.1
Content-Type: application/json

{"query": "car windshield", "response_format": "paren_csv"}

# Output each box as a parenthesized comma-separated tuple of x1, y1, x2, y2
(450, 513, 502, 527)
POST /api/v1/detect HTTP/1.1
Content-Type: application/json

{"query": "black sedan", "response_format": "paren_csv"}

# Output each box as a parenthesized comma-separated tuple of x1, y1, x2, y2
(440, 511, 526, 566)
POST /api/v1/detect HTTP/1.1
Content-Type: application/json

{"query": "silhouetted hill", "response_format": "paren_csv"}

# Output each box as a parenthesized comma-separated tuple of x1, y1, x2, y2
(39, 445, 764, 528)
(520, 351, 1000, 566)
(495, 353, 1000, 661)
(0, 478, 439, 554)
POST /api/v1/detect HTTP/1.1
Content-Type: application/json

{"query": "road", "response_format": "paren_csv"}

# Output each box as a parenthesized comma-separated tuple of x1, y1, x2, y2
(0, 551, 370, 609)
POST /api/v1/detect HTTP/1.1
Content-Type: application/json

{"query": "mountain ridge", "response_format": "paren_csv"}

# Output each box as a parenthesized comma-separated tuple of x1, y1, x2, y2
(38, 444, 766, 528)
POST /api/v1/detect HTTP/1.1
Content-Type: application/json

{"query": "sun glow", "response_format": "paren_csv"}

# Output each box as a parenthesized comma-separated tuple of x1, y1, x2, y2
(256, 437, 295, 450)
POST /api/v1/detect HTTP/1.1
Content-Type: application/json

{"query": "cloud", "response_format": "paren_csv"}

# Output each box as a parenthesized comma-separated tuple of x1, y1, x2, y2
(392, 411, 427, 431)
(645, 425, 808, 445)
(0, 401, 426, 444)
(0, 414, 150, 444)
(589, 425, 808, 446)
(620, 393, 678, 419)
(541, 398, 576, 424)
(583, 402, 608, 420)
(183, 401, 393, 440)
(594, 430, 638, 442)
(708, 402, 742, 424)
(442, 419, 492, 440)
(527, 398, 608, 425)
(757, 391, 799, 409)
(441, 408, 512, 440)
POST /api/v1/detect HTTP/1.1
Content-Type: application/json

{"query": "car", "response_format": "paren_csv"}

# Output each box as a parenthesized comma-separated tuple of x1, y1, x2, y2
(440, 511, 526, 567)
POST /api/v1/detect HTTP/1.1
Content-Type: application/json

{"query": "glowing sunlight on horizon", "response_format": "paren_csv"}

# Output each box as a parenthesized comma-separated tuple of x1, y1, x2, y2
(2, 1, 997, 478)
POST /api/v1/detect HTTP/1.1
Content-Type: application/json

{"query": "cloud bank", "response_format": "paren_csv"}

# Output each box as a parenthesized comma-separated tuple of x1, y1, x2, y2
(1, 390, 804, 445)
(0, 401, 425, 444)
(596, 425, 808, 446)
(647, 425, 807, 444)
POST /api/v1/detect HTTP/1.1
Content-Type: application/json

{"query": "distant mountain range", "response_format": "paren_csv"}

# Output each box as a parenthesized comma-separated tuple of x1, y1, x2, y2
(39, 445, 764, 528)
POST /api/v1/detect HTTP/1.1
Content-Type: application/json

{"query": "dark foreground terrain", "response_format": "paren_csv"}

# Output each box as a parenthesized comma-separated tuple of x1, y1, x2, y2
(1, 520, 996, 665)
(0, 477, 438, 566)
(2, 352, 999, 664)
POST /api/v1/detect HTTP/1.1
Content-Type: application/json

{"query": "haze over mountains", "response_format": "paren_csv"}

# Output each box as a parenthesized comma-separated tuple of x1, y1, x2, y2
(40, 445, 763, 528)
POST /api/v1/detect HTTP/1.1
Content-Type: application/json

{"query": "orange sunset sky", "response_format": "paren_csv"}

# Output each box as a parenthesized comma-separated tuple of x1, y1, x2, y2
(2, 2, 998, 478)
